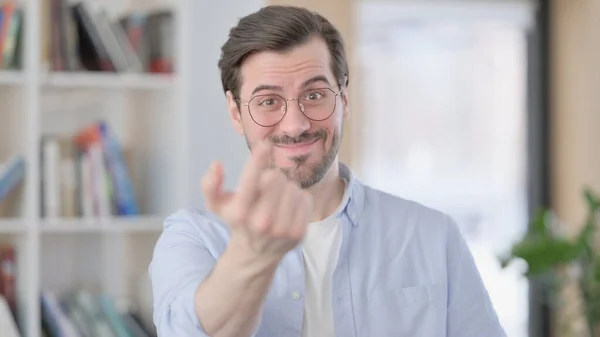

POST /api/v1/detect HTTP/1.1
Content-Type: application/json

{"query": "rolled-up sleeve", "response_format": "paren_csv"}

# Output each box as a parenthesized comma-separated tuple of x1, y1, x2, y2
(445, 216, 507, 337)
(149, 212, 217, 336)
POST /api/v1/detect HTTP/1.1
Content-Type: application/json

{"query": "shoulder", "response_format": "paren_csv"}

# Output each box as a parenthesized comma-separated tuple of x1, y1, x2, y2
(358, 182, 459, 239)
(163, 207, 225, 229)
(159, 207, 231, 249)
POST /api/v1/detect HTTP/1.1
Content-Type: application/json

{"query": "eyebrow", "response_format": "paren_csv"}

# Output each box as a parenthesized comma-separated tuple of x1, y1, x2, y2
(251, 84, 283, 96)
(301, 75, 331, 88)
(250, 75, 332, 96)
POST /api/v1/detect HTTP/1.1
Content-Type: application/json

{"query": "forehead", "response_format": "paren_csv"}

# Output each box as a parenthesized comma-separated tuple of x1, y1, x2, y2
(239, 37, 335, 97)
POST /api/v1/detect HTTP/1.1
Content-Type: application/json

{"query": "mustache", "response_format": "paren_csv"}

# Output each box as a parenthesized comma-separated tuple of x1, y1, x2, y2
(269, 129, 327, 145)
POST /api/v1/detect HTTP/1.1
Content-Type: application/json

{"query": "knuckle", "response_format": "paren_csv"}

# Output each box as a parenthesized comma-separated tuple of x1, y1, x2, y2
(256, 214, 273, 232)
(270, 226, 284, 238)
(269, 221, 288, 238)
(226, 207, 246, 227)
(234, 211, 246, 226)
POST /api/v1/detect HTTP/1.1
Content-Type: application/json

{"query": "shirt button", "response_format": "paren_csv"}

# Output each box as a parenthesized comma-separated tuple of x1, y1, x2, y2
(336, 297, 342, 305)
(292, 291, 301, 300)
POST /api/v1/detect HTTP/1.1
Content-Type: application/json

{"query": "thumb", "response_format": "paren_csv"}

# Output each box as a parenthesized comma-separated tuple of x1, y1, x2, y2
(201, 161, 233, 213)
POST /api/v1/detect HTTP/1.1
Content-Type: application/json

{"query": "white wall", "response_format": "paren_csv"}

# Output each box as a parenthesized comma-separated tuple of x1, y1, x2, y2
(186, 0, 265, 208)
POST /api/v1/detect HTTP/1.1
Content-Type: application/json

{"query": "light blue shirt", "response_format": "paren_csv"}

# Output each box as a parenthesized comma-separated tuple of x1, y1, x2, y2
(149, 163, 506, 337)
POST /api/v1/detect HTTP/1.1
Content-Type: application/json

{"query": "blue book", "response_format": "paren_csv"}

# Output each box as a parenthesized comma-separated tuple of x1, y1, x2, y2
(97, 122, 139, 216)
(0, 156, 25, 203)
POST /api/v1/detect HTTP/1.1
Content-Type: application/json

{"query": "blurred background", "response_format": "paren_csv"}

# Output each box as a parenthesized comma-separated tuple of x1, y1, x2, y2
(0, 0, 596, 336)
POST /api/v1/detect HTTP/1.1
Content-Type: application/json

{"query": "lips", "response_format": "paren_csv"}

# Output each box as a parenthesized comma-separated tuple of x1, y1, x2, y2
(277, 138, 318, 148)
(275, 138, 319, 155)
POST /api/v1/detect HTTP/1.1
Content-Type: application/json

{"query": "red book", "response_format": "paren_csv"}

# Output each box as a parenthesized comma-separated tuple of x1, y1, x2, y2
(0, 245, 16, 315)
(74, 122, 103, 149)
(0, 2, 15, 56)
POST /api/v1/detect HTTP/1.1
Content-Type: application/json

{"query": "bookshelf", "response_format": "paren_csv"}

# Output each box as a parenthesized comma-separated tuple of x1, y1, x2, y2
(0, 0, 192, 336)
(0, 71, 25, 85)
(0, 219, 25, 233)
(39, 216, 164, 233)
(42, 72, 176, 90)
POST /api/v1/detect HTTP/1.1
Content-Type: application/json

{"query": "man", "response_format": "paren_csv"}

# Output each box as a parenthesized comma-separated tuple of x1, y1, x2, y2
(149, 5, 506, 337)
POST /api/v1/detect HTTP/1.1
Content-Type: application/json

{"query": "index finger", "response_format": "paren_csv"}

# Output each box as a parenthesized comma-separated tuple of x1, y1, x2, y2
(232, 140, 273, 210)
(201, 161, 233, 214)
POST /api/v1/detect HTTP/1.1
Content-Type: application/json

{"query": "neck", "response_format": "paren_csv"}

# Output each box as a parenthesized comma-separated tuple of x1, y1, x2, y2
(306, 159, 345, 222)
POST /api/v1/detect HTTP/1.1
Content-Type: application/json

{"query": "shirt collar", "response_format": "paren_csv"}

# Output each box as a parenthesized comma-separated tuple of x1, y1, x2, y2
(337, 162, 365, 227)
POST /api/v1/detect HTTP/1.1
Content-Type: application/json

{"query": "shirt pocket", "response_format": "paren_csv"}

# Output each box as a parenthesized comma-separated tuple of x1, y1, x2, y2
(369, 284, 438, 309)
(363, 284, 444, 336)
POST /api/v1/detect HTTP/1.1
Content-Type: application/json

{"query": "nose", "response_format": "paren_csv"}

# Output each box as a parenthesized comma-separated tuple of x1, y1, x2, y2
(278, 100, 310, 136)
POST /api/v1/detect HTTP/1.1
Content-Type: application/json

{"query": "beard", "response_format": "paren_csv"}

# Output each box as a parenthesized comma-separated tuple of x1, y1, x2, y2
(246, 126, 342, 189)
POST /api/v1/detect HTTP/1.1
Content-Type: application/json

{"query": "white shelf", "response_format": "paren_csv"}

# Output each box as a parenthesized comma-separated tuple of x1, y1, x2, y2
(39, 216, 165, 233)
(0, 0, 194, 335)
(0, 70, 24, 85)
(41, 72, 177, 90)
(0, 219, 27, 233)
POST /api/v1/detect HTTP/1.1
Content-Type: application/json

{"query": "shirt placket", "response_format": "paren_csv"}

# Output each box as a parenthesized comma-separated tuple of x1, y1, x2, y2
(332, 214, 357, 337)
(285, 247, 306, 336)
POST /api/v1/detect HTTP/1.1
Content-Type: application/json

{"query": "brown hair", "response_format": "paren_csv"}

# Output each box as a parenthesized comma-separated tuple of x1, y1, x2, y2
(218, 5, 349, 100)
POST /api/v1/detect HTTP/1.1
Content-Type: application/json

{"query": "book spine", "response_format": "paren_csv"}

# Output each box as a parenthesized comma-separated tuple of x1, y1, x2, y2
(0, 295, 19, 337)
(0, 246, 15, 318)
(0, 157, 25, 203)
(99, 123, 138, 216)
(42, 139, 61, 218)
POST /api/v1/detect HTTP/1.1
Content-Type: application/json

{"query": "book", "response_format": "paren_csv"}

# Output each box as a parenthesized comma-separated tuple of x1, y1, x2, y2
(74, 121, 139, 216)
(0, 294, 19, 337)
(0, 156, 25, 205)
(42, 289, 154, 337)
(41, 121, 139, 219)
(0, 1, 23, 70)
(0, 244, 16, 319)
(47, 0, 171, 74)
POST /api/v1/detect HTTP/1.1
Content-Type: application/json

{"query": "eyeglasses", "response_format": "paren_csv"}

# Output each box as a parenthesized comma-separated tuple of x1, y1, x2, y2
(236, 87, 341, 127)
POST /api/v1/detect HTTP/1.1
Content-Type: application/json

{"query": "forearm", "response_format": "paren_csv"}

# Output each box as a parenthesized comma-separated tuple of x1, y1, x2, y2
(194, 241, 281, 337)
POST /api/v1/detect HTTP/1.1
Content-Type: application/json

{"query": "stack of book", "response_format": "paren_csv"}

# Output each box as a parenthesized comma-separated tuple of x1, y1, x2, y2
(0, 295, 19, 337)
(41, 289, 156, 337)
(41, 121, 139, 219)
(0, 244, 18, 337)
(44, 0, 173, 74)
(0, 155, 25, 217)
(0, 1, 23, 70)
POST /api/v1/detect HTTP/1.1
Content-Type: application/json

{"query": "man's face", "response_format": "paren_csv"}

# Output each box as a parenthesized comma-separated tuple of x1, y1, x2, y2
(226, 37, 349, 189)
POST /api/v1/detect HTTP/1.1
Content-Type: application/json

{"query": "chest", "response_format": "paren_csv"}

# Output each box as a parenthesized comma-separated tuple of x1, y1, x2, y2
(257, 220, 450, 337)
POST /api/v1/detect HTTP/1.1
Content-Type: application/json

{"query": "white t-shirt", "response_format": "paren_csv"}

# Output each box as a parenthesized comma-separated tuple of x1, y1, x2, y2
(300, 215, 343, 337)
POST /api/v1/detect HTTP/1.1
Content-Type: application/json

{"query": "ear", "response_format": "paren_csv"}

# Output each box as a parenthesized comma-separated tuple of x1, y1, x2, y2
(341, 87, 350, 120)
(226, 90, 245, 135)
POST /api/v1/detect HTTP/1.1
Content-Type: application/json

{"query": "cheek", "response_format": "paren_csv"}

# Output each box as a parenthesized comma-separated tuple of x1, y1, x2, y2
(244, 123, 275, 144)
(320, 122, 339, 144)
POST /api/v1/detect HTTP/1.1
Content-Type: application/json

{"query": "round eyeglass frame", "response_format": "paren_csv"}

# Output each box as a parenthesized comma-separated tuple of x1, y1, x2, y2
(236, 87, 342, 127)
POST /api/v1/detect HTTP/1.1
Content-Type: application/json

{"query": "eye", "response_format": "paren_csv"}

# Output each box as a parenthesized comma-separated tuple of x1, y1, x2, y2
(258, 97, 278, 106)
(305, 91, 324, 100)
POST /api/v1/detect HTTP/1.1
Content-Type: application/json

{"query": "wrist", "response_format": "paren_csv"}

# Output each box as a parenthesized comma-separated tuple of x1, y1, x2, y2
(224, 235, 283, 276)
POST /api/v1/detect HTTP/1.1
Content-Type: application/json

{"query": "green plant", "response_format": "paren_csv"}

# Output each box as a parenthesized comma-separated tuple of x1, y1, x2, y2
(500, 189, 600, 336)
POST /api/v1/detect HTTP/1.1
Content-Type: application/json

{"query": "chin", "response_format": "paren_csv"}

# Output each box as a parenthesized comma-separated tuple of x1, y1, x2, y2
(278, 160, 326, 189)
(276, 152, 311, 166)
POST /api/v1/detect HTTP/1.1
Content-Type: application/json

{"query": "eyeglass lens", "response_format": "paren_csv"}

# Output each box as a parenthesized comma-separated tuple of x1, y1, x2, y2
(247, 88, 337, 127)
